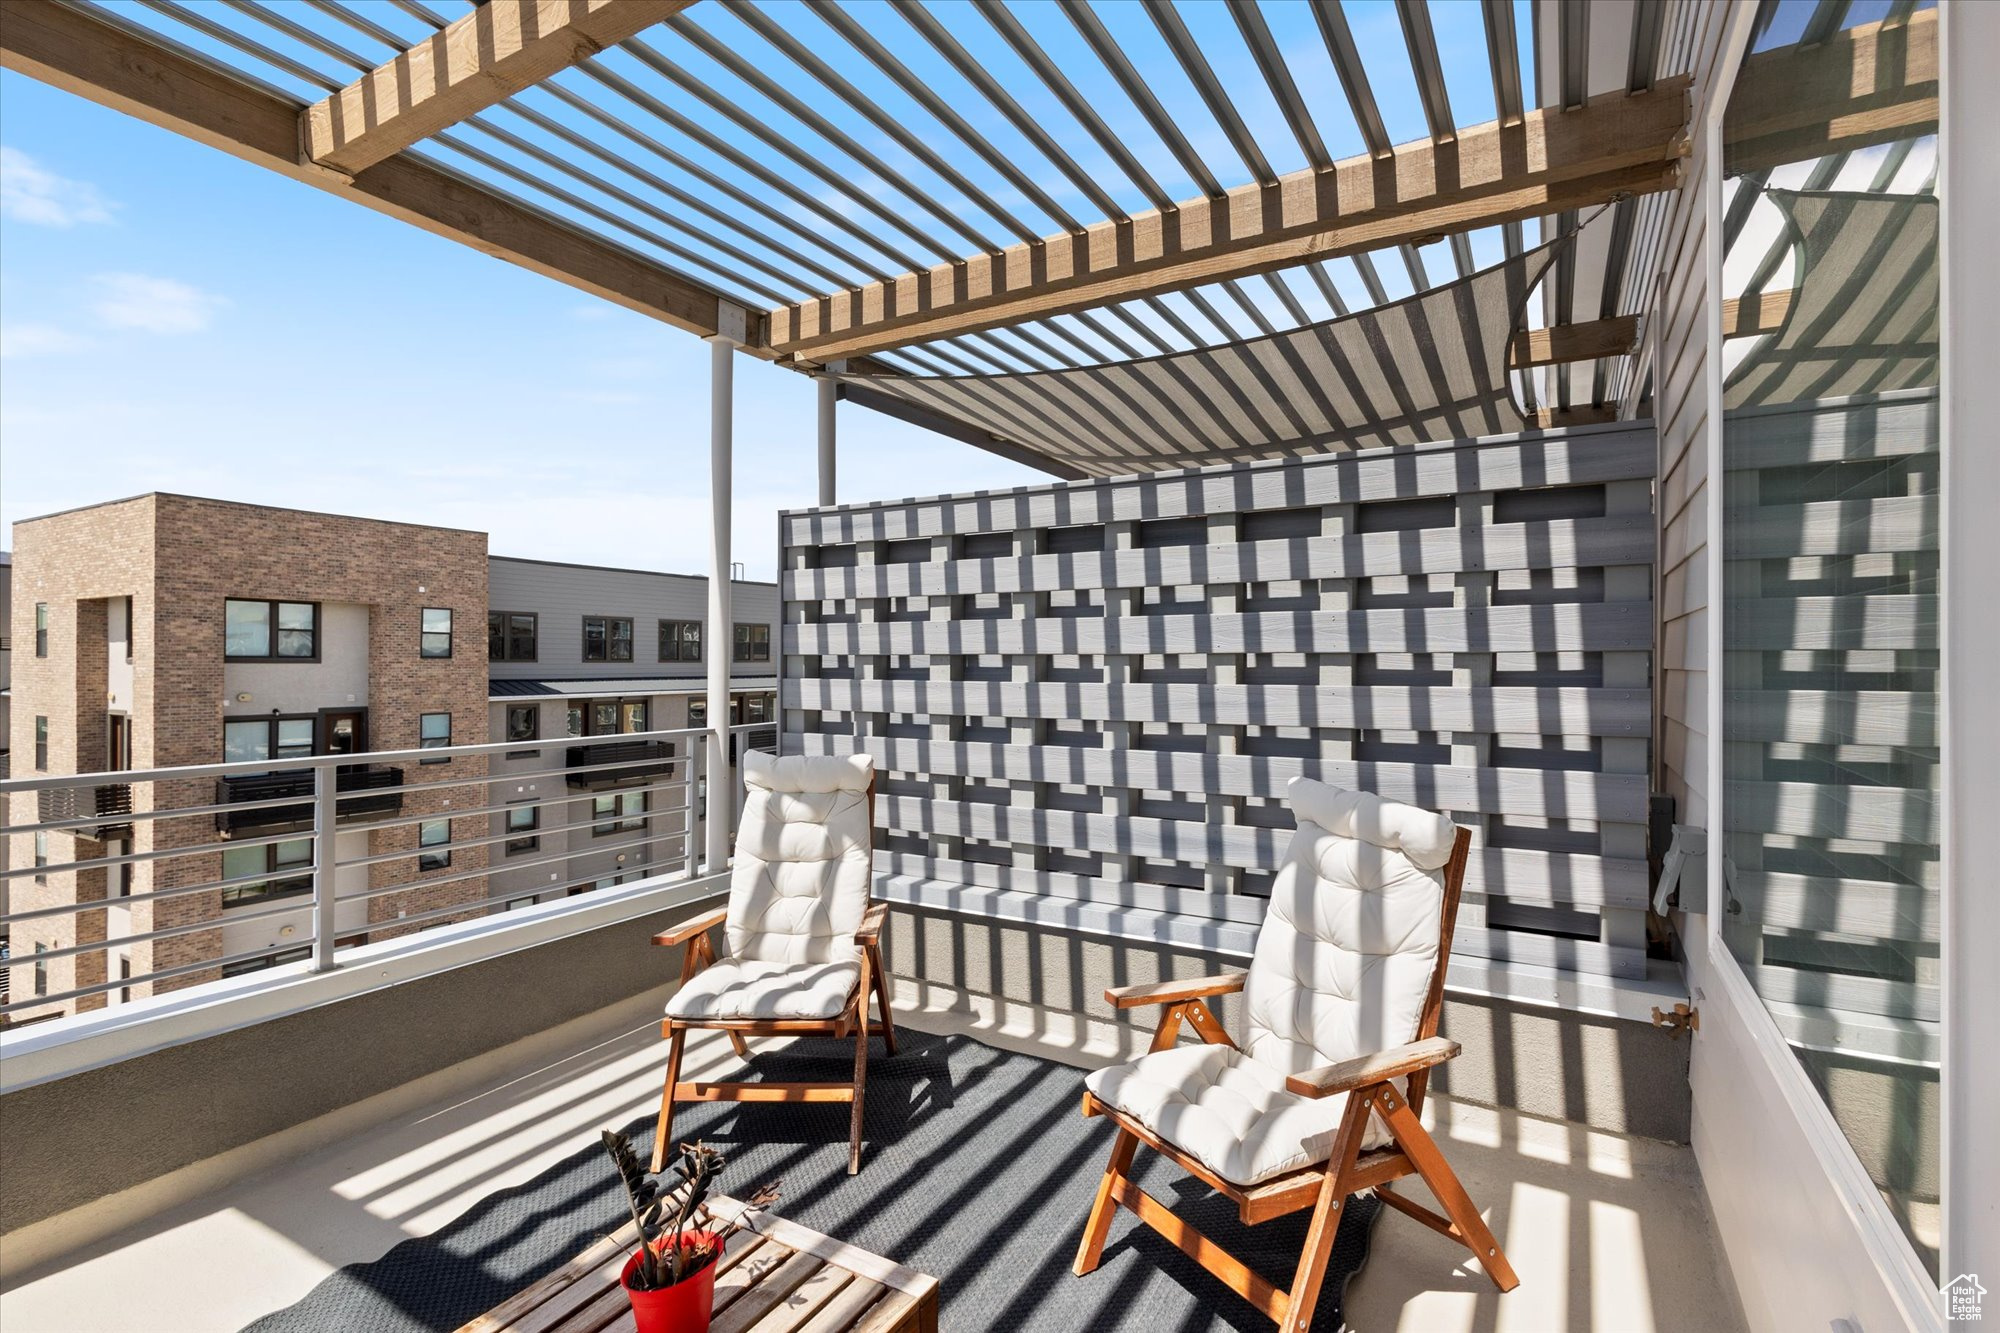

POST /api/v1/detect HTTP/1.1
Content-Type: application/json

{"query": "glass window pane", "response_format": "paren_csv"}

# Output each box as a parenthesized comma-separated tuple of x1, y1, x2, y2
(583, 617, 606, 661)
(592, 701, 618, 733)
(507, 805, 537, 832)
(1719, 42, 1941, 1277)
(488, 612, 505, 659)
(222, 845, 263, 881)
(566, 704, 585, 737)
(507, 705, 537, 743)
(277, 602, 314, 630)
(609, 619, 633, 662)
(420, 713, 450, 745)
(622, 701, 648, 733)
(225, 720, 270, 762)
(273, 839, 312, 871)
(509, 614, 536, 660)
(225, 600, 270, 657)
(276, 719, 314, 756)
(422, 608, 451, 633)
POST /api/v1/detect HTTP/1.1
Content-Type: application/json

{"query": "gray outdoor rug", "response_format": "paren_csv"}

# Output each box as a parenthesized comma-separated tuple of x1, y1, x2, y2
(243, 1030, 1382, 1332)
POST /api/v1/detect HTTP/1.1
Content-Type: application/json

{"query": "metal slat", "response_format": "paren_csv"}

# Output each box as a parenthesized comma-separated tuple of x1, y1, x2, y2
(1626, 0, 1665, 92)
(1396, 0, 1456, 143)
(1310, 0, 1392, 157)
(1141, 0, 1276, 182)
(1483, 0, 1525, 124)
(1230, 0, 1332, 170)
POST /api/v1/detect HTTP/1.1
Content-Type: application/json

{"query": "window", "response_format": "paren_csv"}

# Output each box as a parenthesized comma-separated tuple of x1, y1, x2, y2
(418, 819, 451, 870)
(505, 802, 540, 855)
(420, 607, 453, 658)
(220, 839, 312, 906)
(733, 621, 771, 663)
(566, 703, 586, 737)
(419, 712, 452, 763)
(34, 831, 48, 884)
(745, 694, 774, 724)
(583, 615, 634, 662)
(222, 946, 310, 978)
(224, 716, 315, 764)
(34, 944, 48, 997)
(660, 619, 702, 662)
(34, 602, 48, 656)
(34, 716, 48, 771)
(225, 599, 318, 660)
(622, 700, 649, 734)
(110, 840, 133, 897)
(687, 700, 707, 729)
(592, 790, 647, 836)
(505, 704, 540, 757)
(120, 596, 134, 663)
(592, 700, 619, 735)
(119, 957, 132, 1006)
(488, 611, 537, 662)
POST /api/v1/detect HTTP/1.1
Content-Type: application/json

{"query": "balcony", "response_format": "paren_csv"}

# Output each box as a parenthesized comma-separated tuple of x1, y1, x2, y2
(213, 765, 403, 836)
(565, 739, 676, 790)
(35, 782, 132, 840)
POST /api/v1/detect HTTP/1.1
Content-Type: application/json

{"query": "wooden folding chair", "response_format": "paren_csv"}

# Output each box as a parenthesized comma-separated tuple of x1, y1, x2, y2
(649, 751, 896, 1176)
(1073, 780, 1519, 1330)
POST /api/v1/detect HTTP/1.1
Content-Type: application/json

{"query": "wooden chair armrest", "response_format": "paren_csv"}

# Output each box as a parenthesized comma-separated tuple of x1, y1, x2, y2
(855, 901, 890, 943)
(651, 906, 726, 948)
(1284, 1036, 1460, 1099)
(1103, 971, 1247, 1010)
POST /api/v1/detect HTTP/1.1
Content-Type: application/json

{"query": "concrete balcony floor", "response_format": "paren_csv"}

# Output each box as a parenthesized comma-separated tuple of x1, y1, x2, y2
(0, 988, 1745, 1333)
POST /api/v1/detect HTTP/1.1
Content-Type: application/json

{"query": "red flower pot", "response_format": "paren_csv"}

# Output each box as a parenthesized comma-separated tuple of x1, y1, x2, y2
(621, 1232, 722, 1333)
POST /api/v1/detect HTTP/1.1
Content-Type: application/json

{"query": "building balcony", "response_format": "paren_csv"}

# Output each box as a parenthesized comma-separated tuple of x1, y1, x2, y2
(35, 782, 132, 840)
(213, 765, 404, 836)
(565, 739, 676, 789)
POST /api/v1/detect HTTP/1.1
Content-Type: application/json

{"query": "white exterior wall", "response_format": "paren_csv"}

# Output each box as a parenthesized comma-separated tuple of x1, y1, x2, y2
(220, 602, 369, 724)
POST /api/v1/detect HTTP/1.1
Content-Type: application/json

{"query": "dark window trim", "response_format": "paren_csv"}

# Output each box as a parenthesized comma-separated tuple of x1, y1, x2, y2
(34, 943, 49, 996)
(659, 618, 703, 663)
(582, 614, 635, 664)
(34, 602, 49, 657)
(420, 606, 454, 659)
(34, 715, 49, 771)
(419, 711, 452, 764)
(591, 789, 648, 837)
(732, 621, 772, 663)
(222, 945, 310, 978)
(418, 818, 452, 871)
(581, 697, 651, 736)
(504, 702, 541, 758)
(223, 713, 320, 766)
(120, 595, 134, 664)
(489, 610, 539, 662)
(221, 838, 312, 907)
(224, 597, 322, 663)
(505, 801, 540, 855)
(34, 830, 49, 884)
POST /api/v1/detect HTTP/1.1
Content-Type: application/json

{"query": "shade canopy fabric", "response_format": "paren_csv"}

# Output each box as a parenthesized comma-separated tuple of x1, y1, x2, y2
(1726, 190, 1939, 409)
(835, 244, 1561, 480)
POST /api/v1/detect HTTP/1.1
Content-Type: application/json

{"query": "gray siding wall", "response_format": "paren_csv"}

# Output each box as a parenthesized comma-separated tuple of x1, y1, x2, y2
(487, 557, 777, 682)
(781, 424, 1657, 981)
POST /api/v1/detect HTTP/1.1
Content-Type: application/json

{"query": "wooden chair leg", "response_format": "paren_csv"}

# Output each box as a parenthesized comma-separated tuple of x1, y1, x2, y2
(848, 970, 871, 1174)
(727, 1030, 752, 1060)
(867, 941, 898, 1056)
(1374, 1086, 1520, 1292)
(650, 1024, 688, 1174)
(1073, 1126, 1139, 1276)
(1281, 1086, 1374, 1332)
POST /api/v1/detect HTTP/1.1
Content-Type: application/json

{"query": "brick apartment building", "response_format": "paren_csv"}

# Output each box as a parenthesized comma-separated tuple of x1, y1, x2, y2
(4, 495, 777, 1021)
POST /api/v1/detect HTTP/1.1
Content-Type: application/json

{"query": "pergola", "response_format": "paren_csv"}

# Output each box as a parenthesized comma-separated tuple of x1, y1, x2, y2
(0, 0, 1939, 862)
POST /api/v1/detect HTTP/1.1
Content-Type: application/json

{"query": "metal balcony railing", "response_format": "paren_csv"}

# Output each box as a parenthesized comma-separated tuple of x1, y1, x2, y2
(563, 740, 675, 789)
(37, 782, 133, 839)
(0, 724, 760, 1026)
(214, 765, 403, 835)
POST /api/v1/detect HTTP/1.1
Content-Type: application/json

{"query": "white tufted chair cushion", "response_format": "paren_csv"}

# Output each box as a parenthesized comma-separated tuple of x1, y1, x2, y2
(1085, 780, 1458, 1186)
(725, 751, 875, 968)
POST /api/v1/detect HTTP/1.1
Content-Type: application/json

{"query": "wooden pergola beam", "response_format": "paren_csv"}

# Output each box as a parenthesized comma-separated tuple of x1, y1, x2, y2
(1723, 8, 1937, 174)
(303, 0, 696, 176)
(766, 78, 1695, 364)
(0, 0, 742, 343)
(1723, 288, 1796, 339)
(1511, 315, 1641, 369)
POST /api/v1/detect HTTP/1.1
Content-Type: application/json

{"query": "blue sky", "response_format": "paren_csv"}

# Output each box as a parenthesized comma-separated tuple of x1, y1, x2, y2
(0, 0, 1544, 580)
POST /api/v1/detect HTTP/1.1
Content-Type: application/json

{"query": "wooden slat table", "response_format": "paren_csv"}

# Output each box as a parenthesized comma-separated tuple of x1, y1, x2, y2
(459, 1195, 939, 1333)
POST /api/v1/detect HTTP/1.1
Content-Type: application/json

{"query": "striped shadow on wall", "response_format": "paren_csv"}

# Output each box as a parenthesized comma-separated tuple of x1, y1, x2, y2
(780, 421, 1656, 981)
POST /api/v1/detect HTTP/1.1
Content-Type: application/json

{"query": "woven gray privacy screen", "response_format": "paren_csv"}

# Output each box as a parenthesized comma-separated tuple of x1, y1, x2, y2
(1727, 191, 1938, 410)
(833, 244, 1559, 480)
(779, 422, 1656, 980)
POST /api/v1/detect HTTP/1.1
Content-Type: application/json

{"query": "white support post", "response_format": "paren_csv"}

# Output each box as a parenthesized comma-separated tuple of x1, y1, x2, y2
(705, 307, 743, 874)
(310, 765, 338, 972)
(815, 369, 838, 508)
